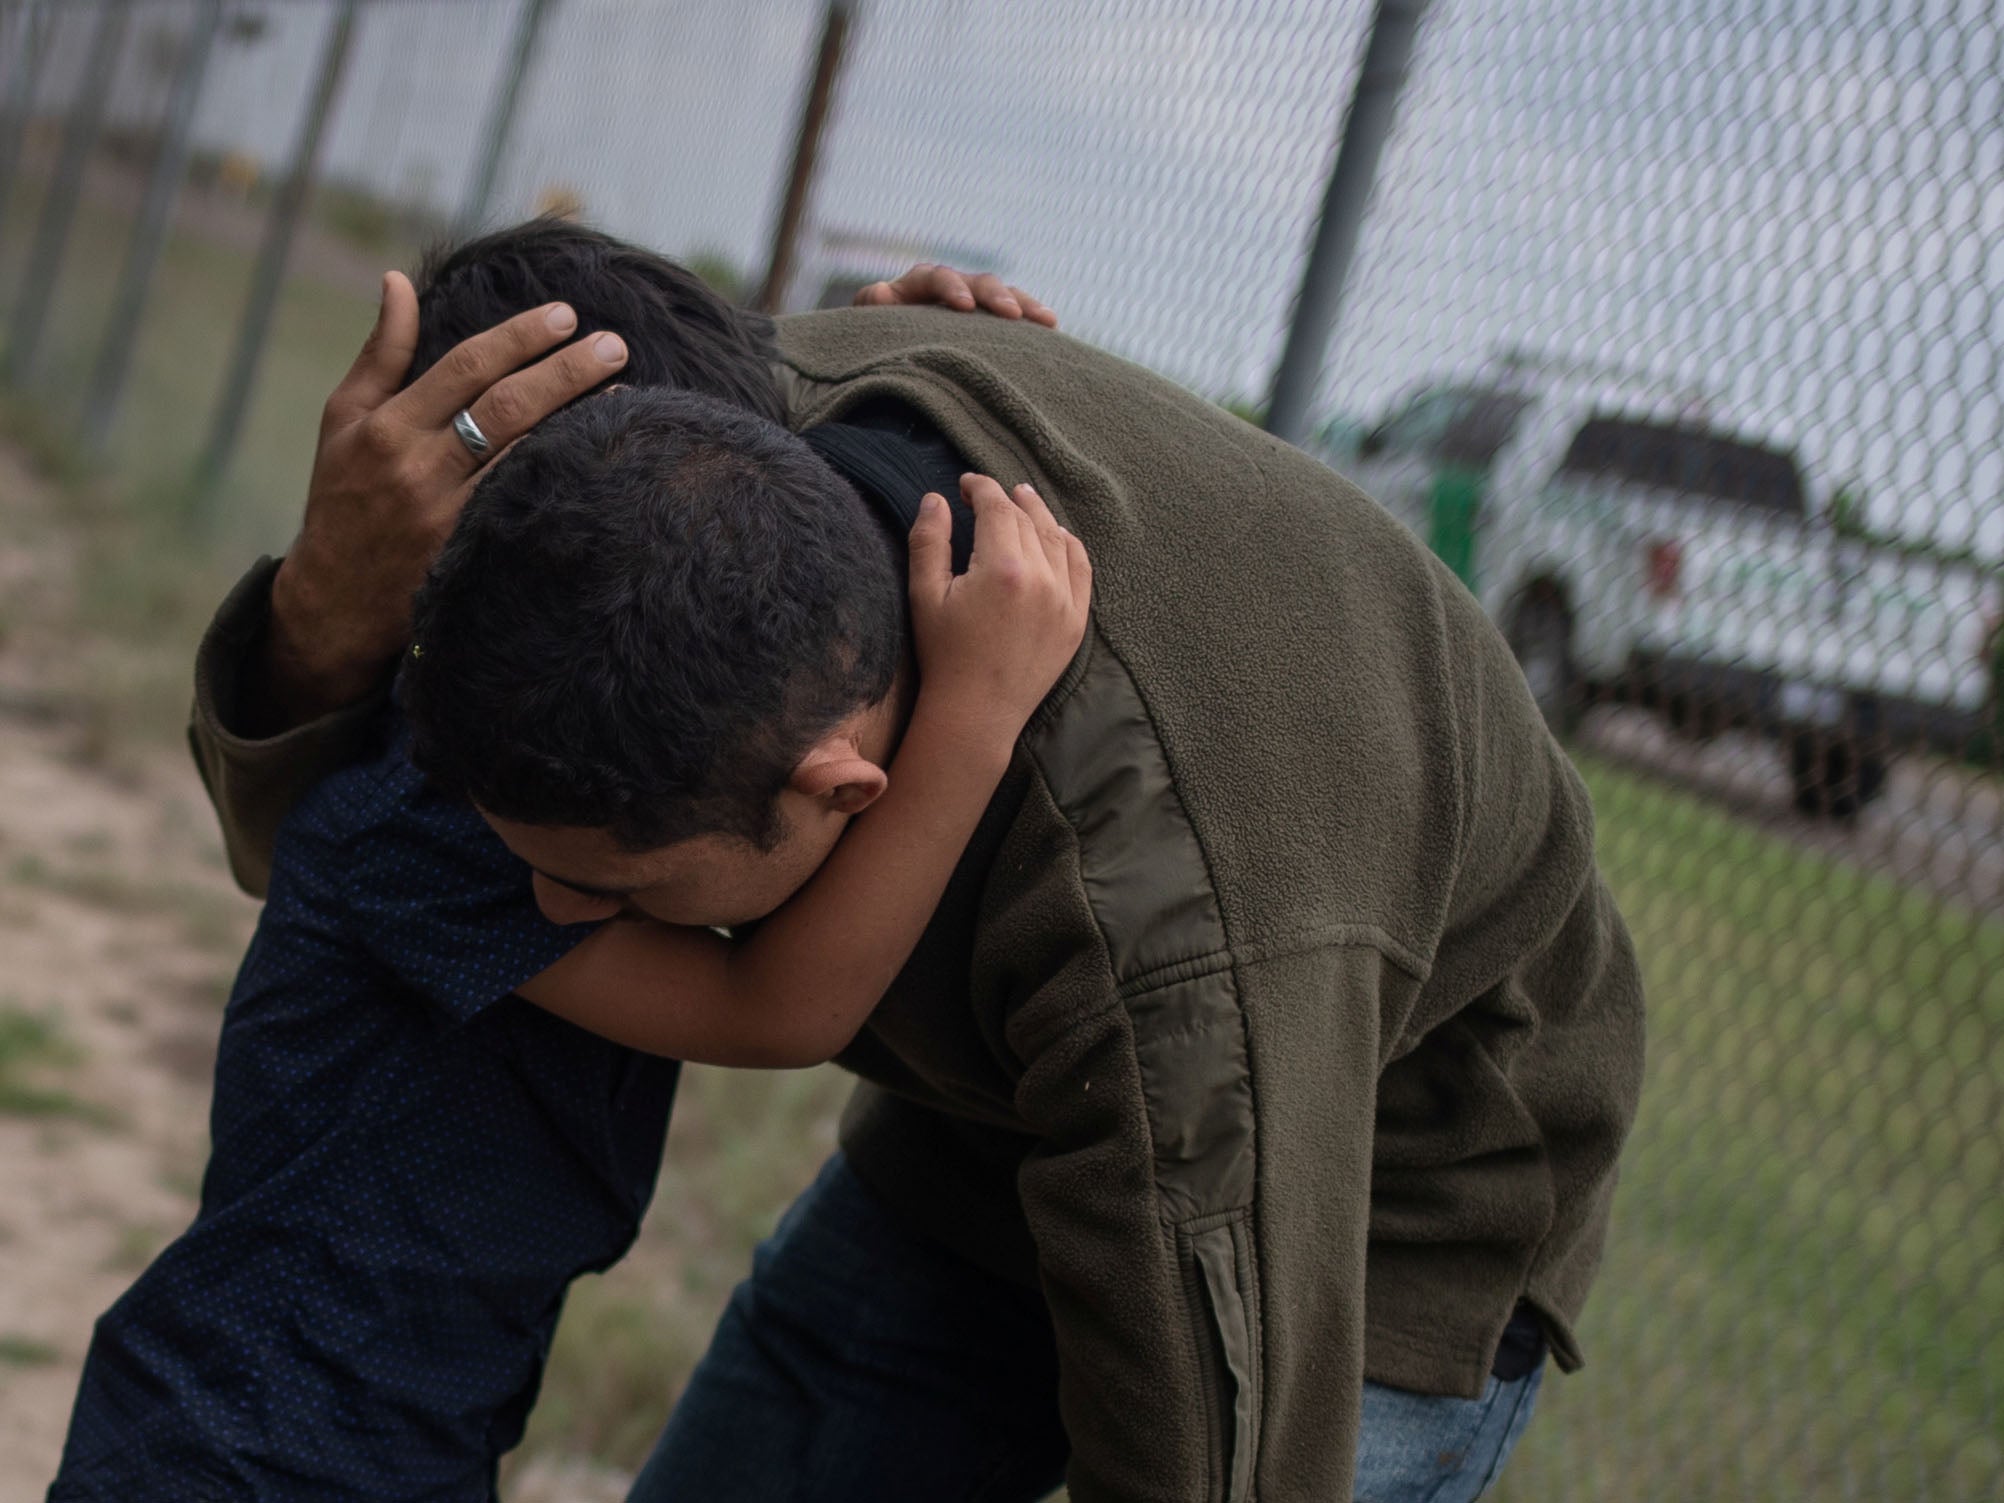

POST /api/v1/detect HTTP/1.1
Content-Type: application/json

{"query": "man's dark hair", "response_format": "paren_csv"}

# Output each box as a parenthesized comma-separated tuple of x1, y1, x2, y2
(409, 218, 783, 422)
(403, 386, 906, 852)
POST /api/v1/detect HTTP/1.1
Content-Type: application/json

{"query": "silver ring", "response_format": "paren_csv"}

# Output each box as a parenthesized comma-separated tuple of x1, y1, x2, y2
(452, 408, 492, 458)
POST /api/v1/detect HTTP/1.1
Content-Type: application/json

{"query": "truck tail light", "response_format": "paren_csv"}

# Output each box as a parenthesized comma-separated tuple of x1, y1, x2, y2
(1644, 539, 1683, 599)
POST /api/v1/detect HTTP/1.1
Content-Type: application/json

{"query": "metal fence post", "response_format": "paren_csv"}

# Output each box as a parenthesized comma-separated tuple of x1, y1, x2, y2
(0, 0, 56, 252)
(455, 0, 555, 238)
(194, 0, 362, 507)
(79, 0, 223, 454)
(1263, 0, 1429, 446)
(3, 0, 130, 386)
(757, 0, 852, 314)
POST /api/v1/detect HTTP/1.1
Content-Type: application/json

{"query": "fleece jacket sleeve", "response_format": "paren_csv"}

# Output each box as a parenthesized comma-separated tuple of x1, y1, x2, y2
(186, 557, 391, 897)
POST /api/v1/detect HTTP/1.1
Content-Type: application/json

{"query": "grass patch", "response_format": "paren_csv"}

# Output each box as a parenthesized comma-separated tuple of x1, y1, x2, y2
(102, 1222, 168, 1275)
(0, 1001, 93, 1120)
(510, 1064, 851, 1479)
(1, 165, 384, 751)
(6, 849, 251, 957)
(0, 1334, 60, 1367)
(155, 1162, 206, 1202)
(1497, 756, 2004, 1500)
(0, 169, 386, 549)
(509, 1283, 694, 1477)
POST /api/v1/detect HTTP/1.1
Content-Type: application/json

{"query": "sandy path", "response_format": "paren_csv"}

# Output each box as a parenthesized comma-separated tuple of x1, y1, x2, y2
(0, 717, 255, 1498)
(0, 444, 260, 1496)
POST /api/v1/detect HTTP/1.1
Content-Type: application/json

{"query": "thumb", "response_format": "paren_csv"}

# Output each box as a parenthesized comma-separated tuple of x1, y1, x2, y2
(373, 271, 421, 381)
(907, 492, 953, 608)
(339, 271, 420, 415)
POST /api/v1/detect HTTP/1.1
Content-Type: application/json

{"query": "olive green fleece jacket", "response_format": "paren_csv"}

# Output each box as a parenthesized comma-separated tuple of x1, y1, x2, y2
(189, 307, 1645, 1502)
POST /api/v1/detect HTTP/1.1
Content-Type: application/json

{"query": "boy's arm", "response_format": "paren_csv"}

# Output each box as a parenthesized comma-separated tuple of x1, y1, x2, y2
(514, 708, 1012, 1067)
(517, 477, 1091, 1069)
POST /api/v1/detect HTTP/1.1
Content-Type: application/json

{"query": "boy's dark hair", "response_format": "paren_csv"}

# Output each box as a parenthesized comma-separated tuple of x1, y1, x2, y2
(403, 386, 905, 852)
(409, 218, 783, 422)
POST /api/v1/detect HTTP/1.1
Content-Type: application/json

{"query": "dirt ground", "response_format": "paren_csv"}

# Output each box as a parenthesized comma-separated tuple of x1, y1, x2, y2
(0, 443, 255, 1496)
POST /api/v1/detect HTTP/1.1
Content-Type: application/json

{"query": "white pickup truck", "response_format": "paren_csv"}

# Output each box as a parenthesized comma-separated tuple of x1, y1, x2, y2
(1326, 353, 2003, 816)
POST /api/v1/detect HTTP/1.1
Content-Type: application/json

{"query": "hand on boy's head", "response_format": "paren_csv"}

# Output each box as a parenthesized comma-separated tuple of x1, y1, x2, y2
(905, 473, 1091, 743)
(854, 264, 1059, 328)
(269, 271, 629, 715)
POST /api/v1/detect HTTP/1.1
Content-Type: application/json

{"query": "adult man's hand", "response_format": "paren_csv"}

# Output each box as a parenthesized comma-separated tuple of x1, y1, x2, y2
(259, 272, 628, 731)
(855, 265, 1059, 327)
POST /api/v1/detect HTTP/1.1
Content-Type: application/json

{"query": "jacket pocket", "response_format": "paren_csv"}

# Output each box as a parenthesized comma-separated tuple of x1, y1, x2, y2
(1181, 1213, 1260, 1503)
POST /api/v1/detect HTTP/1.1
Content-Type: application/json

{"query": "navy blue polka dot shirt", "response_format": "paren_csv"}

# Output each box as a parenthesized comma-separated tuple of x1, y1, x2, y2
(51, 711, 680, 1500)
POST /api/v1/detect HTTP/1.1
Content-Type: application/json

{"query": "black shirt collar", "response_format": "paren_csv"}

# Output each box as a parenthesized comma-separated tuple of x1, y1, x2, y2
(801, 398, 977, 574)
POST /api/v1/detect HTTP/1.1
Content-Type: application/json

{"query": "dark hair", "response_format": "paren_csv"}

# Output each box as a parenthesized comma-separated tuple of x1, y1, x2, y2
(408, 218, 783, 422)
(403, 386, 905, 851)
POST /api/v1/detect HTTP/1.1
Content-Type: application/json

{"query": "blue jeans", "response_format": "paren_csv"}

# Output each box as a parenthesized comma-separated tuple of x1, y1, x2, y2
(628, 1153, 1541, 1503)
(1353, 1363, 1543, 1502)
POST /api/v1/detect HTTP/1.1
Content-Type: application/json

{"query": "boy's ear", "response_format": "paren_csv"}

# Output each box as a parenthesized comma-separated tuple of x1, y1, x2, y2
(790, 738, 888, 815)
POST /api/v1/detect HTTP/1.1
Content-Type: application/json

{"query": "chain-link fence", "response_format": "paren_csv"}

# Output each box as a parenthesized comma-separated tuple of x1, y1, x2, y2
(3, 0, 2000, 1496)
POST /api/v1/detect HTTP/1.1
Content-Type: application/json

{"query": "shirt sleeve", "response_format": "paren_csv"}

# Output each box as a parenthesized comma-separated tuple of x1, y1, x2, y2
(188, 556, 393, 899)
(339, 760, 600, 1025)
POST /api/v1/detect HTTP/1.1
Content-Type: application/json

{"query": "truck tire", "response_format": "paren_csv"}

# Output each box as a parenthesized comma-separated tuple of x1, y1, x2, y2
(1509, 598, 1578, 734)
(1664, 691, 1718, 740)
(1789, 730, 1888, 819)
